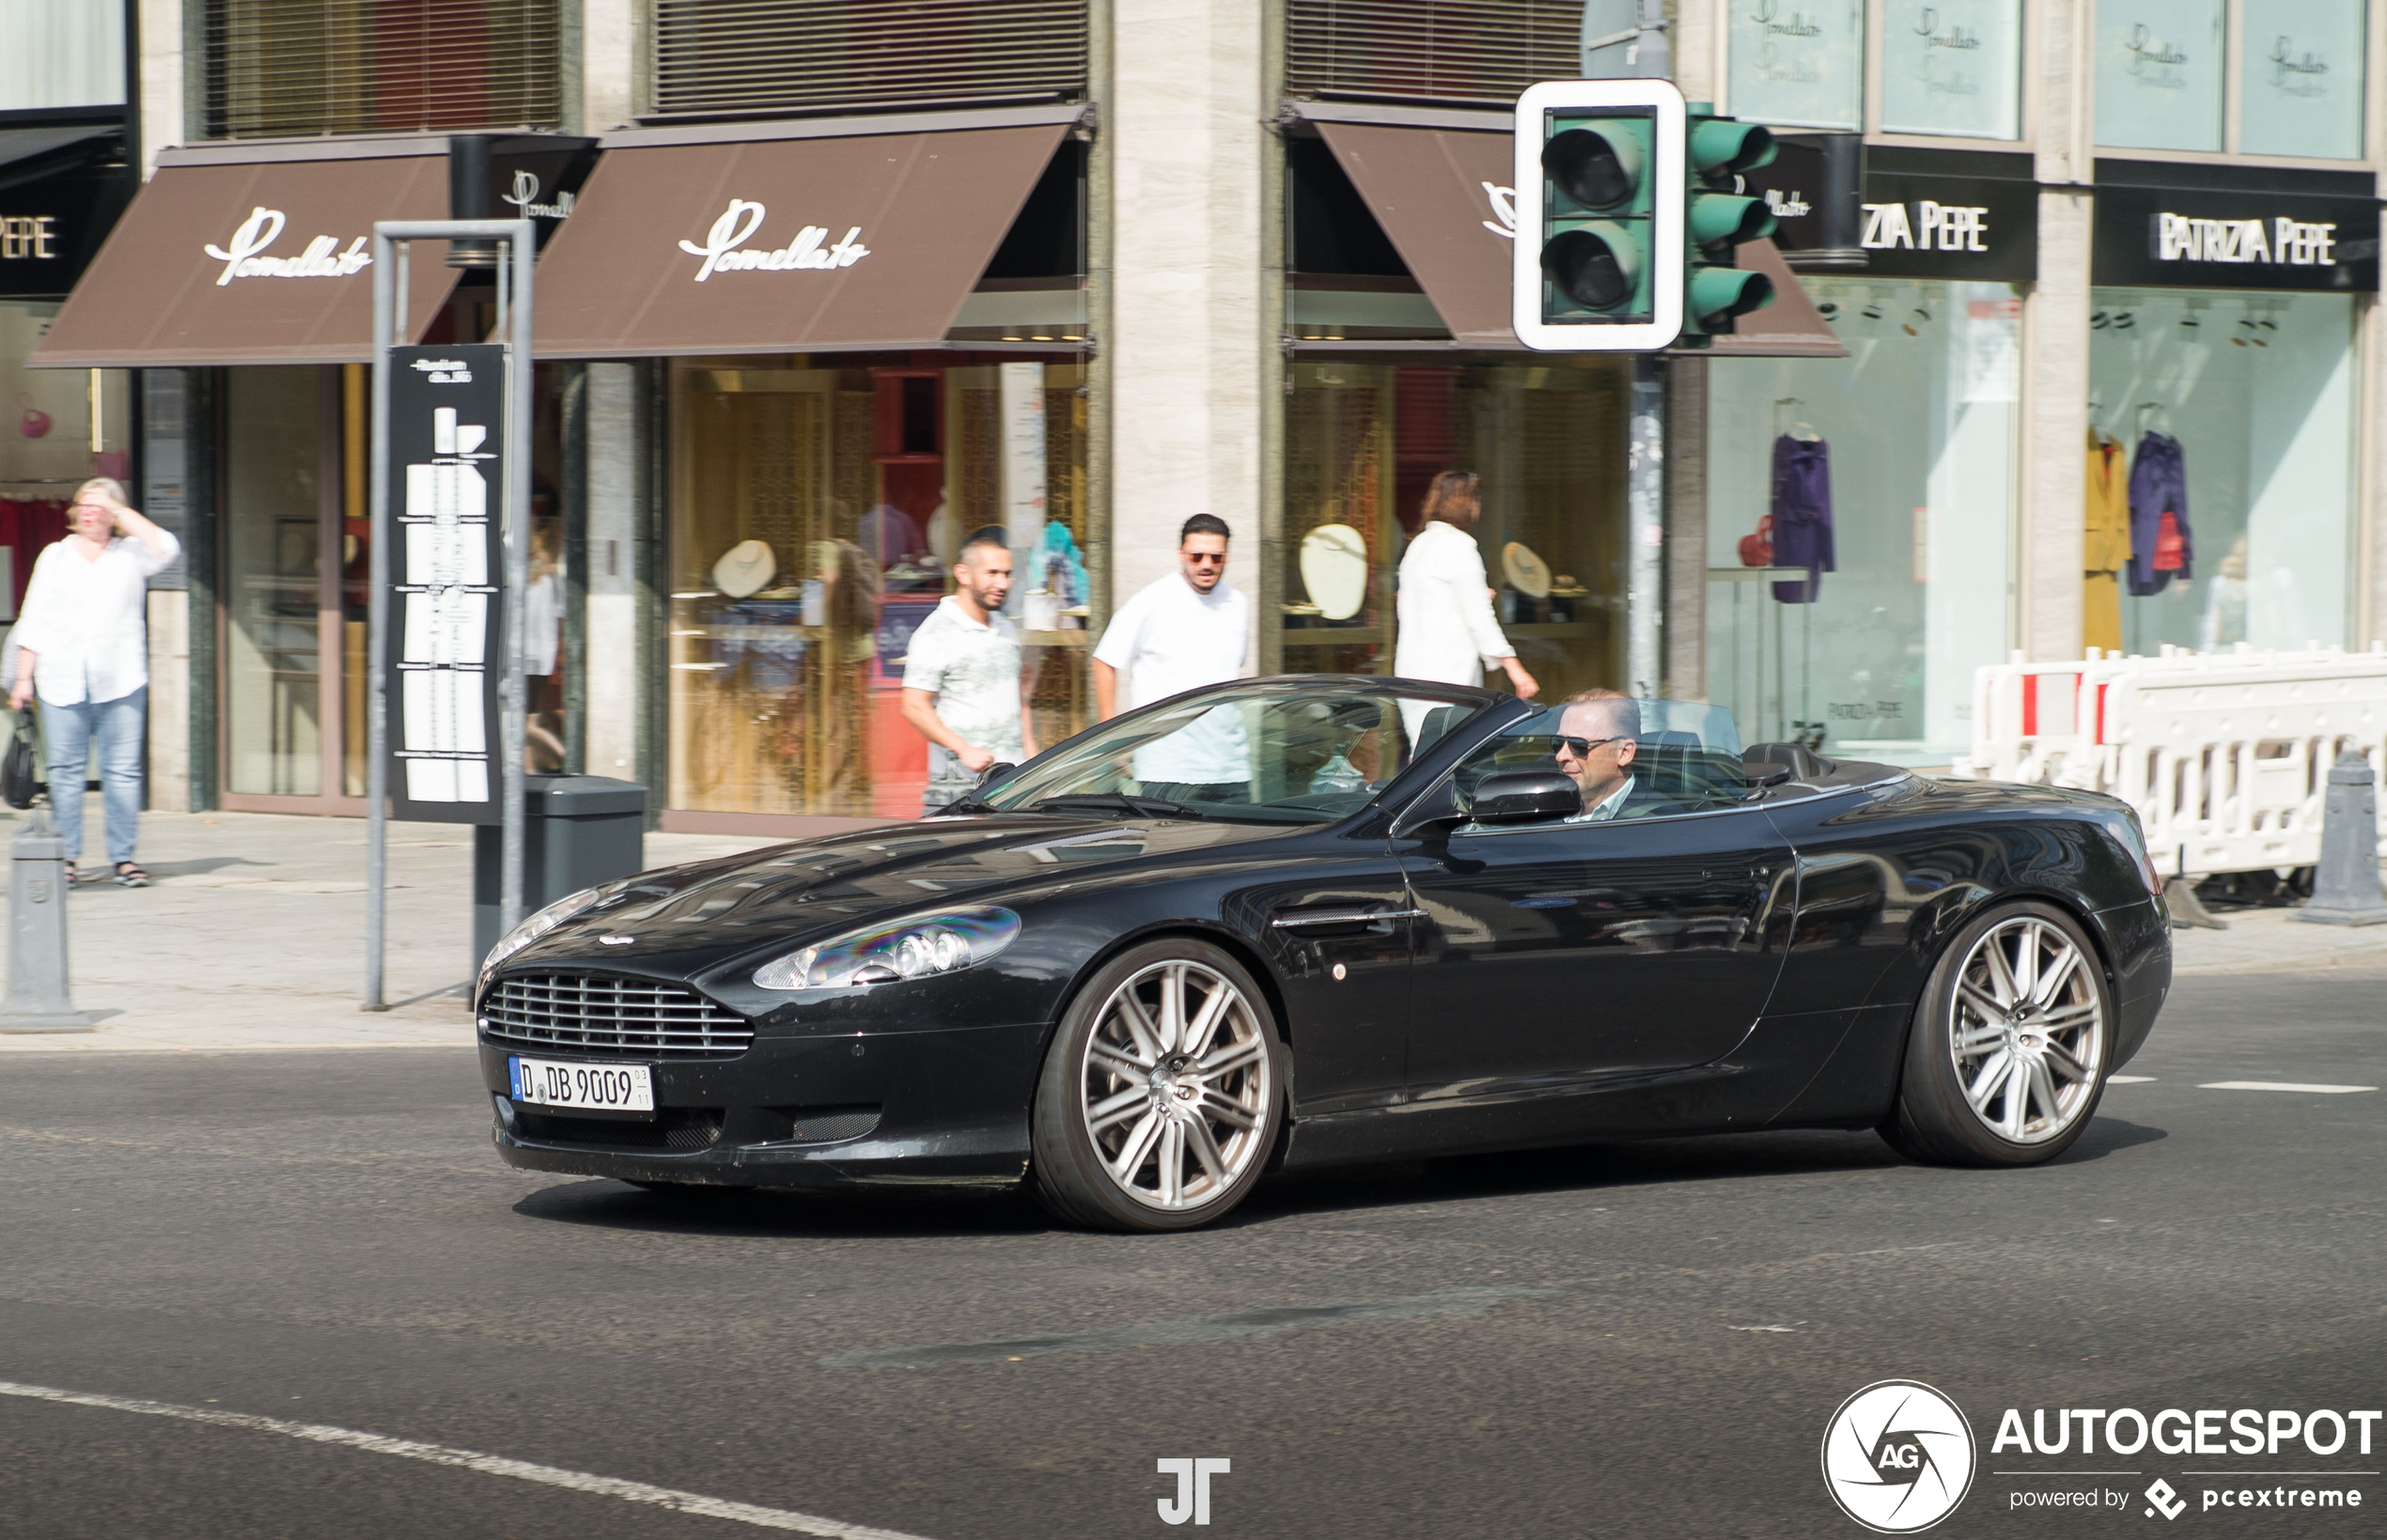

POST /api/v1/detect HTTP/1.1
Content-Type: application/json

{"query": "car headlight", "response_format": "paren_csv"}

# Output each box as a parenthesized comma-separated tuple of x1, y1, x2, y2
(479, 880, 628, 985)
(753, 906, 1022, 990)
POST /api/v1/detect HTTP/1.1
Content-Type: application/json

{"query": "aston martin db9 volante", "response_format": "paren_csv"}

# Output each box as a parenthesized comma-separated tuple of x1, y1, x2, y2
(478, 676, 2171, 1231)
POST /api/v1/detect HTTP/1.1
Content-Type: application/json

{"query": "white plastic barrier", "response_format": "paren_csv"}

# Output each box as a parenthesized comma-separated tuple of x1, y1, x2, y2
(1951, 644, 2387, 878)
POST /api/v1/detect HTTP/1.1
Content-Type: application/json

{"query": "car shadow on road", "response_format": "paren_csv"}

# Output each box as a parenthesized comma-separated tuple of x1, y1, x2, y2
(507, 1116, 2170, 1239)
(511, 1177, 1057, 1239)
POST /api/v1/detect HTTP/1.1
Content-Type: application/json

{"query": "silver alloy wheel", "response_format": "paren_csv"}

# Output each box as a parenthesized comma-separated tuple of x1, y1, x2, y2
(1948, 914, 2106, 1144)
(1077, 958, 1273, 1211)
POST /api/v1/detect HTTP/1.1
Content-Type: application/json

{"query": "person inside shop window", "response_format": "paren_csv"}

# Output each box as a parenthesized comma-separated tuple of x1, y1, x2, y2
(523, 515, 566, 772)
(901, 528, 1037, 816)
(8, 477, 179, 887)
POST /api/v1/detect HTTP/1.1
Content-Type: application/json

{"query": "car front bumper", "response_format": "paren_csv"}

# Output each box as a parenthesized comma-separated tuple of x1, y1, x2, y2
(482, 1019, 1048, 1190)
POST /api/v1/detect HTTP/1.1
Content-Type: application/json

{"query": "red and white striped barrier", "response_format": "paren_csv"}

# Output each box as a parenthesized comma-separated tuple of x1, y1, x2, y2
(1951, 644, 2387, 879)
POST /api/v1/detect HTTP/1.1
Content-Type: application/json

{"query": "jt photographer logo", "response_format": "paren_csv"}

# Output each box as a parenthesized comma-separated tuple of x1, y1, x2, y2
(1823, 1380, 1978, 1532)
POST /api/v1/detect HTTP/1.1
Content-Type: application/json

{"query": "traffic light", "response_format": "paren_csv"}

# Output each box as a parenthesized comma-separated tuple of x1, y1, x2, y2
(1681, 105, 1779, 339)
(1513, 80, 1683, 352)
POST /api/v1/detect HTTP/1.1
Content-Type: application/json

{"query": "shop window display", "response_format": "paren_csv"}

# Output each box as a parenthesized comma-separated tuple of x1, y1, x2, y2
(2086, 289, 2356, 656)
(668, 357, 1089, 820)
(1, 303, 127, 618)
(1706, 279, 2019, 760)
(1282, 359, 1626, 699)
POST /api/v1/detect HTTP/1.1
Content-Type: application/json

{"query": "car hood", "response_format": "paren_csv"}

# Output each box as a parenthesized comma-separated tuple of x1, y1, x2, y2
(509, 814, 1290, 972)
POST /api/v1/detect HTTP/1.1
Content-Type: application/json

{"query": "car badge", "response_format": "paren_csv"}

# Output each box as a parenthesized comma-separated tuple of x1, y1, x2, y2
(598, 934, 636, 946)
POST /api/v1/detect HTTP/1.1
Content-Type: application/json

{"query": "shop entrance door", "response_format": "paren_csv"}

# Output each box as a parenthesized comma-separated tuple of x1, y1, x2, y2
(220, 366, 370, 813)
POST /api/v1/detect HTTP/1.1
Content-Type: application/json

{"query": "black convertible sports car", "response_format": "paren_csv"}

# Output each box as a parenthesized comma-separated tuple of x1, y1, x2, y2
(478, 676, 2171, 1231)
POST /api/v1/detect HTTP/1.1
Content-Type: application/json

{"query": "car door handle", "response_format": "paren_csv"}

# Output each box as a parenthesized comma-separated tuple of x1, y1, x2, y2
(1271, 906, 1428, 929)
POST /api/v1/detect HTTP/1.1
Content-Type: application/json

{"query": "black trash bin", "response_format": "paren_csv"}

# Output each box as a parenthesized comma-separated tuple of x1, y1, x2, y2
(474, 775, 647, 969)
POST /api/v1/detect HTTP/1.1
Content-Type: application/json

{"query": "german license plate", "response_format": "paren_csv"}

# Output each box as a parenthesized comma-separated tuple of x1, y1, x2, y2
(509, 1056, 654, 1115)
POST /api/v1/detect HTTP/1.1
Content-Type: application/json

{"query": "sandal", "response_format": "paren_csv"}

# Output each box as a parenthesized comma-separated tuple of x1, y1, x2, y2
(113, 862, 149, 888)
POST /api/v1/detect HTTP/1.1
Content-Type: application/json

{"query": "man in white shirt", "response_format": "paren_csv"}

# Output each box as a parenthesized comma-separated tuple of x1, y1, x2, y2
(1092, 514, 1252, 802)
(901, 528, 1037, 815)
(8, 478, 180, 886)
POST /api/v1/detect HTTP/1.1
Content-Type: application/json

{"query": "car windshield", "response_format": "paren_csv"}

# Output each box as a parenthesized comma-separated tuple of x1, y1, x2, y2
(971, 680, 1496, 824)
(1449, 697, 1753, 821)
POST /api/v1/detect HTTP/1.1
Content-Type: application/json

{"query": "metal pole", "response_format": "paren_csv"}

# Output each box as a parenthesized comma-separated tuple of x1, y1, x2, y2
(500, 221, 534, 936)
(365, 232, 396, 1011)
(1626, 353, 1664, 698)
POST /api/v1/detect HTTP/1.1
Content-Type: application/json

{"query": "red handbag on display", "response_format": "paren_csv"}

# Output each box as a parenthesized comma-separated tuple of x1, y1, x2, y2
(1739, 515, 1774, 568)
(2153, 511, 2185, 572)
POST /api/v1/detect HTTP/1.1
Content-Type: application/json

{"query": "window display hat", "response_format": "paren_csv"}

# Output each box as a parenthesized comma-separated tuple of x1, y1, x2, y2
(712, 538, 778, 599)
(1502, 541, 1552, 599)
(1299, 522, 1369, 620)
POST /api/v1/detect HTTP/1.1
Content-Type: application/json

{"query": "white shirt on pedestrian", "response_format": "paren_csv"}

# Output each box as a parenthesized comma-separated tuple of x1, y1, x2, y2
(1393, 520, 1514, 688)
(902, 596, 1024, 762)
(12, 532, 180, 707)
(1094, 572, 1251, 786)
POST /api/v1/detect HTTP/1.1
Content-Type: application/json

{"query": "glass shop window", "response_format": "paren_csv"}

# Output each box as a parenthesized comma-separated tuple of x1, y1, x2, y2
(1878, 0, 2024, 141)
(1725, 0, 1866, 131)
(1705, 278, 2020, 761)
(667, 357, 1090, 821)
(2086, 289, 2357, 656)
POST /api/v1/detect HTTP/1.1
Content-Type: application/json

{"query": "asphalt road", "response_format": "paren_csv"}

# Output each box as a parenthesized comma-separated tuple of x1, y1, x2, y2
(1, 967, 2381, 1540)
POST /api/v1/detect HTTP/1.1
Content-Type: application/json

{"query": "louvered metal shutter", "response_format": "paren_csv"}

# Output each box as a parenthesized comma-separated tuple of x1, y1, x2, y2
(202, 0, 564, 139)
(645, 0, 1089, 120)
(1287, 0, 1583, 106)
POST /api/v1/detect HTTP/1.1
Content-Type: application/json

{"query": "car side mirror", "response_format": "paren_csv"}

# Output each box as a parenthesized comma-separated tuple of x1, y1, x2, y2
(976, 762, 1018, 788)
(1469, 770, 1581, 824)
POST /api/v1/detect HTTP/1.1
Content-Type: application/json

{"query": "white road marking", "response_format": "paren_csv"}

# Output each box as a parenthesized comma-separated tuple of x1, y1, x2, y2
(0, 1379, 936, 1539)
(2197, 1081, 2377, 1095)
(1725, 1324, 1799, 1332)
(2107, 1075, 2156, 1084)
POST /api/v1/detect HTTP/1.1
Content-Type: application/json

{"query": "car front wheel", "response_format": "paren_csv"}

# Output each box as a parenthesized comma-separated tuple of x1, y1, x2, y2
(1881, 901, 2112, 1166)
(1030, 938, 1285, 1232)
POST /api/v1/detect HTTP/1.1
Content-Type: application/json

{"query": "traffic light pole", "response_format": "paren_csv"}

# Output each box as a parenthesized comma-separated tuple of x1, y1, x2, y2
(1627, 354, 1665, 698)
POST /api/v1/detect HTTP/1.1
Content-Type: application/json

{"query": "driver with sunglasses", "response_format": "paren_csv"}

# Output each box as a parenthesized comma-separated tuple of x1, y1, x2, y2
(1551, 689, 1674, 822)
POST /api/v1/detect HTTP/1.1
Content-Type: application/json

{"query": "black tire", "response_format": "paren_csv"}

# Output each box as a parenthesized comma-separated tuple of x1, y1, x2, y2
(1031, 938, 1287, 1232)
(1881, 900, 2113, 1167)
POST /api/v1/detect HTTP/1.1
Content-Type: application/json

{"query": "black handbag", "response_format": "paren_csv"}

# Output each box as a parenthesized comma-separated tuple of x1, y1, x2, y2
(3, 705, 43, 811)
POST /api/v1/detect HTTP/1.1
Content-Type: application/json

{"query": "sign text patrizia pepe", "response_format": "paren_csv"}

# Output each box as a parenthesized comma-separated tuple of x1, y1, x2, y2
(677, 199, 870, 281)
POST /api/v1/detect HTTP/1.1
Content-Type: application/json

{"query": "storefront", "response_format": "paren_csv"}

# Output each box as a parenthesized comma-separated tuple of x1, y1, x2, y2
(1281, 103, 1842, 704)
(1, 123, 133, 614)
(1708, 148, 2036, 760)
(2086, 162, 2377, 659)
(531, 108, 1092, 832)
(31, 133, 591, 812)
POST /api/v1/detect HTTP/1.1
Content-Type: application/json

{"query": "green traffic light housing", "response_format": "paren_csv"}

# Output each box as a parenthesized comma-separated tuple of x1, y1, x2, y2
(1688, 267, 1774, 332)
(1688, 117, 1776, 182)
(1677, 106, 1780, 341)
(1513, 80, 1686, 351)
(1688, 194, 1775, 249)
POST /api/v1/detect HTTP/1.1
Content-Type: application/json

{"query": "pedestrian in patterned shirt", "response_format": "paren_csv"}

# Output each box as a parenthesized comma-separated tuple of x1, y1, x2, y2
(900, 527, 1039, 815)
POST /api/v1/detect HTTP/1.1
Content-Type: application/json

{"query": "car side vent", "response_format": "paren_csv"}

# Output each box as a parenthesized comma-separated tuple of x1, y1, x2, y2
(760, 1105, 883, 1145)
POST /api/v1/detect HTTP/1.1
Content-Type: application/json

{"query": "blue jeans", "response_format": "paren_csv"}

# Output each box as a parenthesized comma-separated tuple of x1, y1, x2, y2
(43, 688, 146, 866)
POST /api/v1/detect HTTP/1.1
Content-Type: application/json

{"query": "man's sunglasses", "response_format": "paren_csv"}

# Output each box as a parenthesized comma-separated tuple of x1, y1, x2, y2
(1183, 552, 1227, 567)
(1551, 735, 1625, 756)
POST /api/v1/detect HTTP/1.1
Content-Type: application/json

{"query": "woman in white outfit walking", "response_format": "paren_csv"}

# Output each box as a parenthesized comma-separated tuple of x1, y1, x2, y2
(1393, 471, 1538, 698)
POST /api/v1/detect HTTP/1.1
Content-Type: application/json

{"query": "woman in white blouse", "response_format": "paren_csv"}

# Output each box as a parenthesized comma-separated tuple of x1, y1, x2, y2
(1393, 471, 1538, 699)
(8, 478, 180, 887)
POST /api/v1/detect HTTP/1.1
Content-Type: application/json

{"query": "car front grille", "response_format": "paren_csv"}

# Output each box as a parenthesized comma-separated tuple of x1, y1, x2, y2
(482, 973, 753, 1059)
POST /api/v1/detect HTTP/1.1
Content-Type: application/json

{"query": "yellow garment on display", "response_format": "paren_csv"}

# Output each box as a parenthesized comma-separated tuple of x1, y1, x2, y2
(2083, 430, 2130, 655)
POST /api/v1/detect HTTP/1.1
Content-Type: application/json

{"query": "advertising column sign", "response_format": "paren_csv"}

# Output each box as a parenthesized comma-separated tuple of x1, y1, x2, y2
(387, 343, 507, 825)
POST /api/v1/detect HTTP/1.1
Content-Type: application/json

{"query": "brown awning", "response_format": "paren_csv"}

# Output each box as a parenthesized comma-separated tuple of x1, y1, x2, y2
(531, 122, 1069, 358)
(31, 151, 459, 368)
(1310, 118, 1845, 357)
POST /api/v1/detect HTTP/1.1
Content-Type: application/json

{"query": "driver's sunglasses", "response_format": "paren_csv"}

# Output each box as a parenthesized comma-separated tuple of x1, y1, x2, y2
(1183, 552, 1227, 567)
(1551, 735, 1622, 756)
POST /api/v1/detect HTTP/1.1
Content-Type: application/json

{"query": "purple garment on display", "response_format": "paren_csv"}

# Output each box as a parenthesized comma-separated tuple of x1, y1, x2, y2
(2125, 431, 2192, 598)
(1770, 434, 1834, 603)
(858, 504, 927, 566)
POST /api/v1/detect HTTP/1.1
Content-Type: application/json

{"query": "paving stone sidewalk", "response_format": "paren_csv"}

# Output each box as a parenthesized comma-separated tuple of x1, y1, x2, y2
(0, 809, 2378, 1052)
(0, 809, 777, 1052)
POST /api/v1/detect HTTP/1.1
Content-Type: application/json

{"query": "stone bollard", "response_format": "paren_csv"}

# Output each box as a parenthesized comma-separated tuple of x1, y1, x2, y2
(2296, 749, 2387, 927)
(0, 807, 91, 1032)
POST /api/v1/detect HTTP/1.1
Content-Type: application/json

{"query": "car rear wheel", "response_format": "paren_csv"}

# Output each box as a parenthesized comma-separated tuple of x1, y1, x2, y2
(1881, 901, 2111, 1167)
(1030, 939, 1285, 1232)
